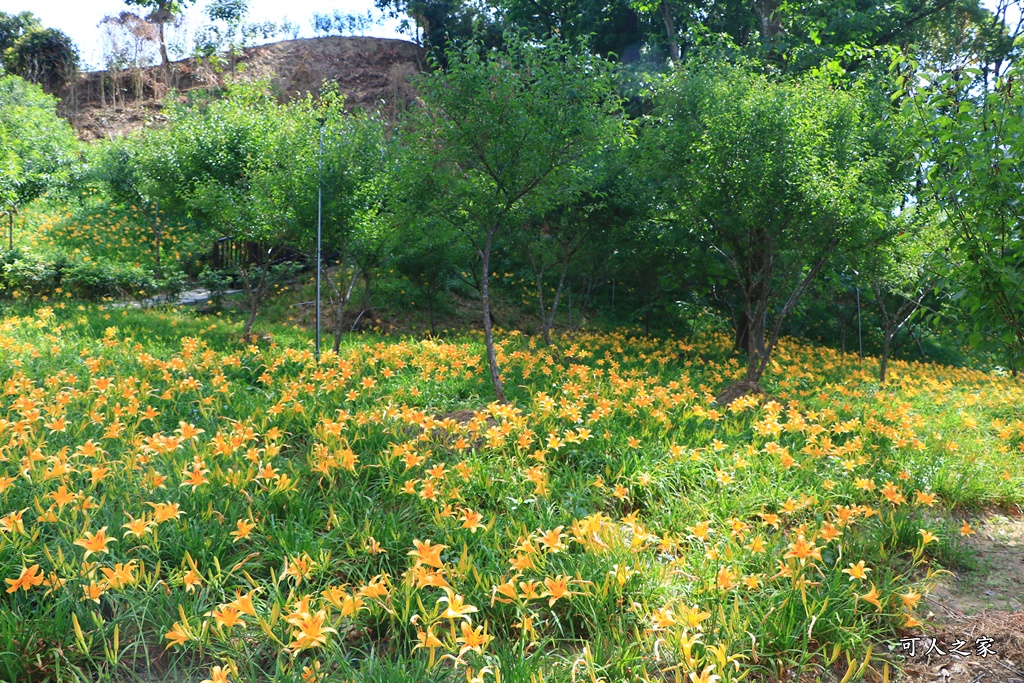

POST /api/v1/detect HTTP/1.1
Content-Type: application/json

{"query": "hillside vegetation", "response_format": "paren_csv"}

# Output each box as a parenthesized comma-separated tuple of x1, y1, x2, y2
(2, 0, 1024, 681)
(0, 302, 1020, 682)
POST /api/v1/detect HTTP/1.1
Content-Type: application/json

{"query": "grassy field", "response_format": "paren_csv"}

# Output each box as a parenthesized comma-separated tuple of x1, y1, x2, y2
(0, 302, 1021, 683)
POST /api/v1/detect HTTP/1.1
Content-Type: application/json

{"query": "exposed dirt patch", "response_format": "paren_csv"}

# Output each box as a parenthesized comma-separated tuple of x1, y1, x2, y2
(436, 409, 483, 425)
(236, 36, 423, 112)
(895, 511, 1024, 682)
(929, 512, 1024, 616)
(894, 612, 1024, 682)
(57, 36, 424, 140)
(713, 378, 765, 405)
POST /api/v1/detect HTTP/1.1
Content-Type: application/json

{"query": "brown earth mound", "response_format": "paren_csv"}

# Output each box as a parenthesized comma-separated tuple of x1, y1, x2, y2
(57, 36, 425, 140)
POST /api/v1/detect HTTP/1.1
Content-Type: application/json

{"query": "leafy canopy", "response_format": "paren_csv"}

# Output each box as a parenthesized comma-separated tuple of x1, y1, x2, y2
(0, 75, 79, 212)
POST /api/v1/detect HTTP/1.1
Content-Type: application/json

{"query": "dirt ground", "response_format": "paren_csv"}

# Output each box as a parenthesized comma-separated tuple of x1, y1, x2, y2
(895, 511, 1024, 682)
(57, 36, 424, 140)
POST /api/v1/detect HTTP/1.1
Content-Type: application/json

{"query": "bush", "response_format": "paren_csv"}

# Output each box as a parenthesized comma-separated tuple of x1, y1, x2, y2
(0, 247, 63, 295)
(63, 260, 156, 301)
(0, 248, 182, 302)
(198, 266, 232, 308)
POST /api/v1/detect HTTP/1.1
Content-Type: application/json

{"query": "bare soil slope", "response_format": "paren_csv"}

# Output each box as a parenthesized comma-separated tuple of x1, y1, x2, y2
(58, 36, 425, 140)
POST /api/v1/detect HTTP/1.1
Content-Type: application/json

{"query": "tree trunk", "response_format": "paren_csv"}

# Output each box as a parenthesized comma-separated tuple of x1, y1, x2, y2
(735, 310, 749, 353)
(239, 263, 267, 337)
(528, 242, 569, 346)
(535, 267, 548, 343)
(327, 264, 360, 353)
(540, 270, 548, 344)
(480, 228, 506, 402)
(333, 298, 345, 351)
(737, 308, 768, 379)
(660, 0, 680, 60)
(745, 308, 760, 382)
(158, 21, 169, 67)
(747, 243, 835, 384)
(879, 331, 891, 384)
(542, 262, 568, 345)
(243, 301, 258, 336)
(567, 281, 573, 330)
(753, 0, 782, 41)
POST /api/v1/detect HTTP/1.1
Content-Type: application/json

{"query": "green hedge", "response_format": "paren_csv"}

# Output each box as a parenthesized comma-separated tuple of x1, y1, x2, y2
(0, 248, 186, 301)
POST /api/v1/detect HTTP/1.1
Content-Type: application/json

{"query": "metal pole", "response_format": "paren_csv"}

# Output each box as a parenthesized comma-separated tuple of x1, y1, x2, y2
(857, 286, 863, 360)
(315, 120, 324, 363)
(154, 199, 161, 278)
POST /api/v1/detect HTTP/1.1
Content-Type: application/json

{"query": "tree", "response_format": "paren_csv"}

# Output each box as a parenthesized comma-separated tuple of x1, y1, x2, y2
(515, 146, 638, 344)
(904, 62, 1024, 374)
(199, 0, 249, 71)
(123, 0, 196, 66)
(646, 61, 893, 399)
(310, 10, 375, 36)
(374, 0, 502, 51)
(0, 76, 79, 247)
(267, 90, 397, 351)
(1, 25, 79, 91)
(0, 12, 40, 70)
(863, 211, 942, 383)
(122, 83, 293, 334)
(499, 0, 646, 60)
(401, 35, 623, 401)
(775, 0, 1023, 75)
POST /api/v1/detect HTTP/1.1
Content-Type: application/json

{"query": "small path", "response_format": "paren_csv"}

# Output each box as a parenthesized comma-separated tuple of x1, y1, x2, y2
(110, 288, 242, 308)
(895, 512, 1024, 682)
(176, 288, 242, 306)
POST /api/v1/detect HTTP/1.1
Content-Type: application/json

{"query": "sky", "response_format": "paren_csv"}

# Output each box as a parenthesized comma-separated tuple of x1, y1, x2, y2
(1, 0, 406, 70)
(2, 0, 1020, 71)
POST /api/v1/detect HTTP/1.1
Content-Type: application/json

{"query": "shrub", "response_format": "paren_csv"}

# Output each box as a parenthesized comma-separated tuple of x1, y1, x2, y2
(0, 247, 63, 295)
(63, 259, 156, 301)
(0, 248, 183, 302)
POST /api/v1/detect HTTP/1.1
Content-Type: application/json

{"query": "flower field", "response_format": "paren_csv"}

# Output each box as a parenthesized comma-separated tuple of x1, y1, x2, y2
(16, 196, 211, 271)
(0, 304, 1021, 682)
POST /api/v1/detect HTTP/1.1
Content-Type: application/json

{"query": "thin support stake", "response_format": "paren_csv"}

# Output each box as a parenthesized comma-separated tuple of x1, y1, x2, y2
(316, 120, 324, 363)
(857, 286, 863, 360)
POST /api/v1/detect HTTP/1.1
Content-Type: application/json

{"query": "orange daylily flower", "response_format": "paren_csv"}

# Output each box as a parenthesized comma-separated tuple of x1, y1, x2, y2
(286, 609, 336, 651)
(200, 665, 230, 683)
(859, 583, 882, 611)
(438, 588, 479, 622)
(165, 620, 191, 649)
(208, 603, 246, 629)
(5, 564, 44, 593)
(230, 518, 256, 542)
(74, 527, 115, 558)
(409, 539, 446, 569)
(456, 621, 493, 656)
(842, 561, 871, 581)
(783, 534, 822, 565)
(537, 526, 566, 553)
